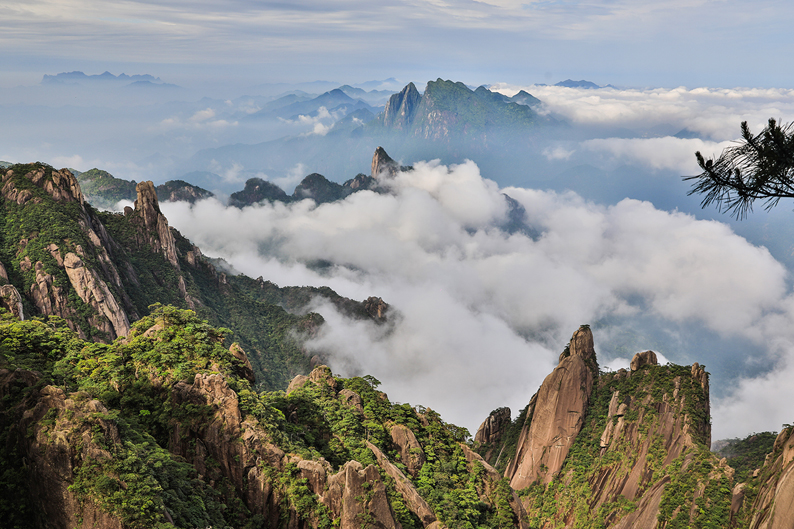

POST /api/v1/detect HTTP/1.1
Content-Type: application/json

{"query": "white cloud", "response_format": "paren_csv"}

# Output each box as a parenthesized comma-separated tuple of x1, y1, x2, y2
(491, 84, 794, 141)
(543, 145, 575, 161)
(581, 137, 735, 173)
(161, 159, 794, 438)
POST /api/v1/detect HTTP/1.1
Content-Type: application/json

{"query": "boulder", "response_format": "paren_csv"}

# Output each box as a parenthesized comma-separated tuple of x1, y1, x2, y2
(630, 350, 658, 371)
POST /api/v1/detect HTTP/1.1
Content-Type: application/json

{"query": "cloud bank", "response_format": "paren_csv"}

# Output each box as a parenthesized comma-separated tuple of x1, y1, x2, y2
(162, 158, 794, 439)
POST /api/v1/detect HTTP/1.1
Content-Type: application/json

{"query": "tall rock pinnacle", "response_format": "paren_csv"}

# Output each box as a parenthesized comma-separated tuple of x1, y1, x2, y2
(507, 325, 596, 488)
(133, 181, 179, 268)
(371, 147, 399, 179)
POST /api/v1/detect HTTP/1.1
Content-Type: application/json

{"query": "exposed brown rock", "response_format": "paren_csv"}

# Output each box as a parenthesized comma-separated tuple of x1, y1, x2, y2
(459, 444, 530, 529)
(29, 261, 83, 338)
(372, 147, 399, 179)
(364, 296, 389, 320)
(322, 460, 401, 529)
(475, 407, 512, 462)
(287, 374, 309, 394)
(630, 350, 658, 371)
(308, 364, 338, 391)
(0, 372, 125, 529)
(475, 407, 511, 445)
(133, 181, 180, 268)
(63, 252, 131, 339)
(508, 325, 596, 488)
(229, 342, 256, 383)
(367, 441, 436, 526)
(339, 388, 364, 413)
(390, 423, 427, 477)
(0, 261, 8, 282)
(169, 372, 287, 523)
(297, 459, 332, 496)
(0, 284, 24, 319)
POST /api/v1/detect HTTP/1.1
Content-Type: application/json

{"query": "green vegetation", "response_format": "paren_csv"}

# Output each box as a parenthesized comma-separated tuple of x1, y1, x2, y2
(76, 168, 138, 209)
(713, 431, 777, 482)
(0, 306, 518, 528)
(513, 363, 727, 529)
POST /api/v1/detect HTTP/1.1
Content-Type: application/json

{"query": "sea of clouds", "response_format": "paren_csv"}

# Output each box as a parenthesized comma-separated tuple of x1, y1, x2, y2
(161, 150, 794, 440)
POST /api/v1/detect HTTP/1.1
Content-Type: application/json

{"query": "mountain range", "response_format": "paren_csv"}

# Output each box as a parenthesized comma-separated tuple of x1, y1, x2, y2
(1, 157, 792, 528)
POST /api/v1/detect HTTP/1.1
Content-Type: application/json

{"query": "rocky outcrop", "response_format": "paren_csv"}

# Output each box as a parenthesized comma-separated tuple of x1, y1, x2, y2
(29, 261, 82, 337)
(293, 173, 350, 204)
(475, 406, 511, 445)
(390, 423, 426, 477)
(132, 181, 179, 267)
(508, 325, 596, 488)
(1, 166, 84, 205)
(155, 180, 213, 203)
(367, 441, 436, 526)
(364, 296, 389, 321)
(0, 370, 124, 529)
(630, 350, 658, 371)
(322, 460, 401, 529)
(229, 342, 256, 383)
(0, 284, 24, 319)
(372, 146, 399, 178)
(63, 252, 130, 339)
(474, 407, 511, 462)
(169, 372, 287, 525)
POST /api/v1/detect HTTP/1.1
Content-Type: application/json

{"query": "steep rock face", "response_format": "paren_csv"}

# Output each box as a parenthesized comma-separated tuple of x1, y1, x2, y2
(367, 441, 436, 526)
(378, 82, 421, 131)
(740, 425, 794, 529)
(29, 260, 83, 336)
(323, 460, 401, 529)
(364, 295, 389, 321)
(508, 325, 596, 488)
(63, 252, 130, 339)
(169, 372, 288, 525)
(474, 406, 511, 462)
(520, 353, 724, 528)
(132, 181, 179, 267)
(372, 146, 399, 178)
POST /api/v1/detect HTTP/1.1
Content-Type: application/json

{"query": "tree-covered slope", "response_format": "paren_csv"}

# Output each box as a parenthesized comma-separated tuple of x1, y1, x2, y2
(0, 307, 525, 528)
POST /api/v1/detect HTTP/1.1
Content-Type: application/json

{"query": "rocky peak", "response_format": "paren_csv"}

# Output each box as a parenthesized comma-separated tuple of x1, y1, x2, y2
(371, 147, 399, 178)
(507, 326, 596, 488)
(133, 181, 179, 268)
(293, 173, 348, 203)
(363, 296, 388, 321)
(2, 165, 85, 206)
(379, 82, 421, 130)
(630, 350, 658, 371)
(475, 406, 511, 445)
(569, 324, 595, 360)
(228, 177, 289, 208)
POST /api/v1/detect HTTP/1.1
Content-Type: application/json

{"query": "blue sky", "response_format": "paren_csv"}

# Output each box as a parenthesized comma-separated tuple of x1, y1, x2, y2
(2, 0, 794, 89)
